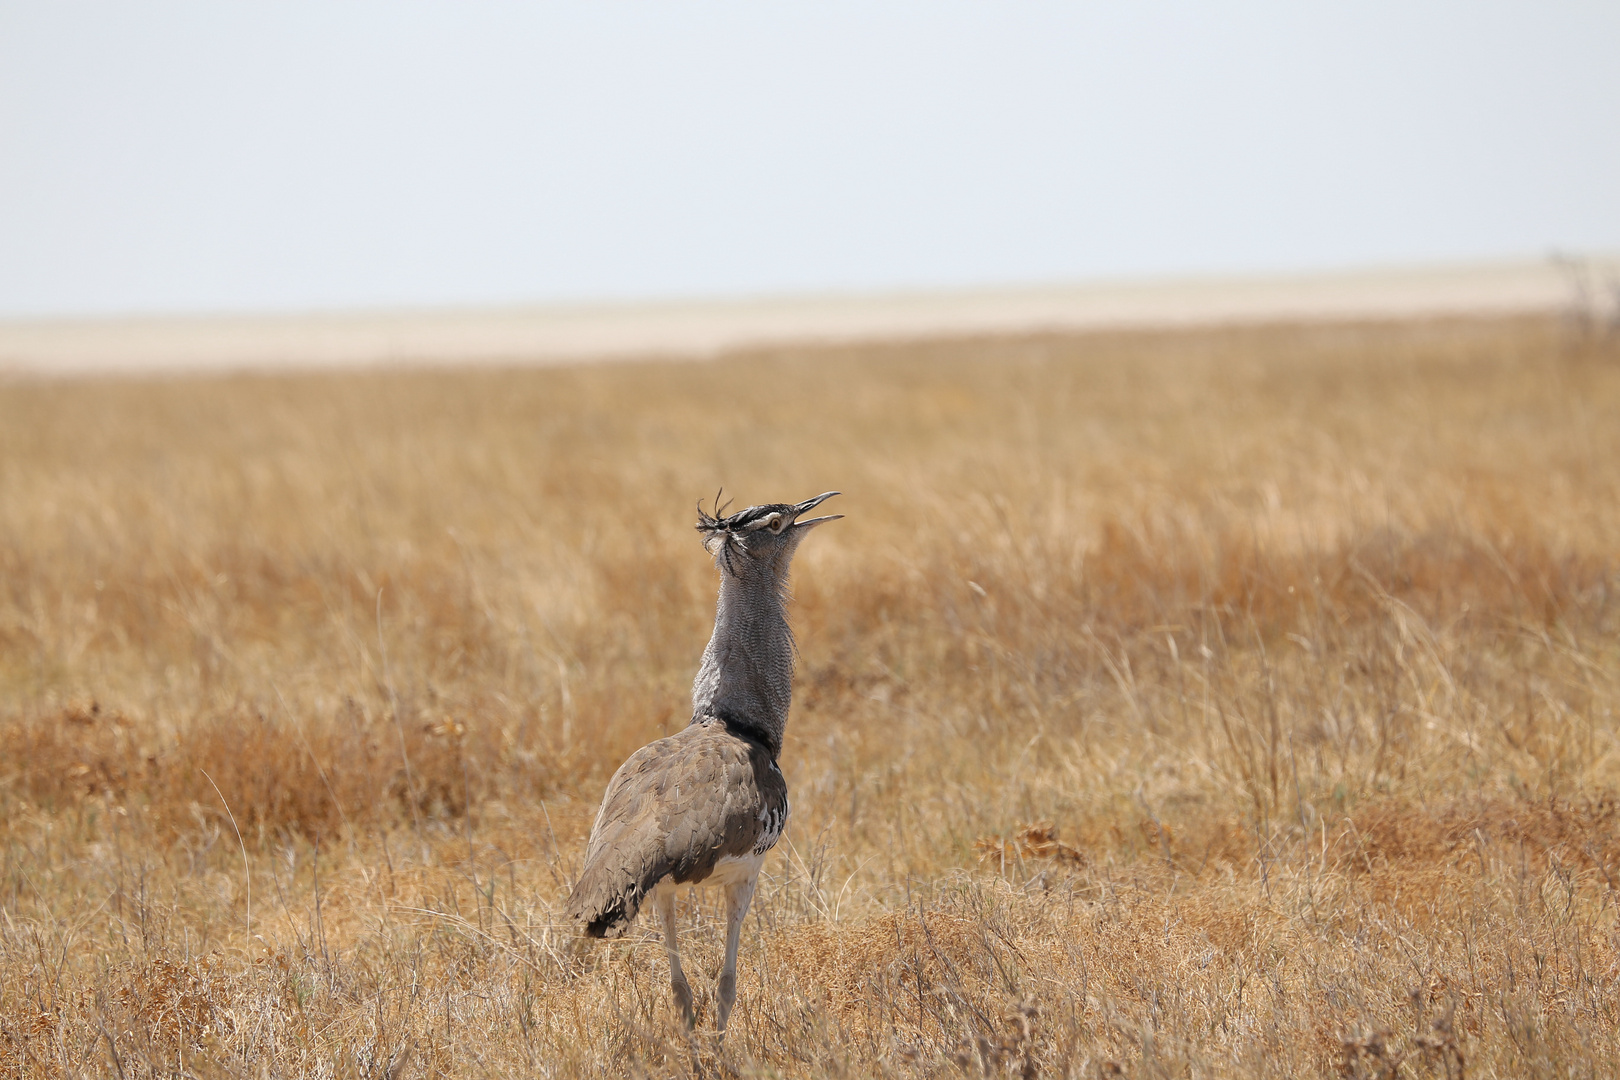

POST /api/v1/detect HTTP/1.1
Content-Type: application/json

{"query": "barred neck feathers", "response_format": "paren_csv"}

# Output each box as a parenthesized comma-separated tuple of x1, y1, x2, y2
(690, 567, 794, 758)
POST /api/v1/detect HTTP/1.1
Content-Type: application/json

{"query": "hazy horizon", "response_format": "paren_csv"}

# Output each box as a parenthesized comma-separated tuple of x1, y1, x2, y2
(4, 4, 1618, 319)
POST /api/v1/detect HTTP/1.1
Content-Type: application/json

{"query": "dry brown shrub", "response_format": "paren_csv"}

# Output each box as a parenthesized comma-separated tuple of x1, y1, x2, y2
(974, 822, 1089, 869)
(0, 697, 557, 842)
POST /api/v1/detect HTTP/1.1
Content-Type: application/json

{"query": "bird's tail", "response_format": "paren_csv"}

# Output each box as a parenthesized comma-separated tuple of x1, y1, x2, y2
(564, 861, 651, 939)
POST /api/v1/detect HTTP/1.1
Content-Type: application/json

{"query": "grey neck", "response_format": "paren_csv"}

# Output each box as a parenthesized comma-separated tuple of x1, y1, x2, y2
(690, 567, 793, 758)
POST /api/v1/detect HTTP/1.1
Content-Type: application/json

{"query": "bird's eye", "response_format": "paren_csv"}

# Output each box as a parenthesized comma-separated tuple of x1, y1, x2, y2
(767, 514, 786, 534)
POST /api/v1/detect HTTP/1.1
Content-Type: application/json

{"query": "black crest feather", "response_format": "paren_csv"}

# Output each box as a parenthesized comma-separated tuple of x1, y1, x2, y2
(696, 489, 746, 575)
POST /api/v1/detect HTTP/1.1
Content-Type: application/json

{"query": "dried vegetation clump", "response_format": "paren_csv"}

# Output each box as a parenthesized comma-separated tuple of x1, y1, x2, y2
(0, 316, 1618, 1076)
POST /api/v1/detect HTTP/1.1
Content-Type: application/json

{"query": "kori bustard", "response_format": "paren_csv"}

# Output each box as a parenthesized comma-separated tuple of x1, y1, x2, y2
(565, 491, 841, 1033)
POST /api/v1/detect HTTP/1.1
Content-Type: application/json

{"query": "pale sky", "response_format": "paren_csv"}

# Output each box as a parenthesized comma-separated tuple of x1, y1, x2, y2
(2, 3, 1616, 318)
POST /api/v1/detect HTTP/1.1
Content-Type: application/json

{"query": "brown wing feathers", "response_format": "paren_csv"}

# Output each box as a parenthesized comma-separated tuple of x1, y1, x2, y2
(565, 720, 788, 938)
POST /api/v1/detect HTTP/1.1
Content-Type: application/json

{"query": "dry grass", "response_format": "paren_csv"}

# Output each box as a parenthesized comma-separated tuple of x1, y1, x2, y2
(1, 316, 1618, 1077)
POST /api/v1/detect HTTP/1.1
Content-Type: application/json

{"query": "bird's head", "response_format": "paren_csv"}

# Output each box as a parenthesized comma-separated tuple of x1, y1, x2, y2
(696, 491, 842, 580)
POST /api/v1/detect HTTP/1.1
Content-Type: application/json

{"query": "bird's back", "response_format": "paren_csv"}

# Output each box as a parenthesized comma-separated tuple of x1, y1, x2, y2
(565, 718, 788, 938)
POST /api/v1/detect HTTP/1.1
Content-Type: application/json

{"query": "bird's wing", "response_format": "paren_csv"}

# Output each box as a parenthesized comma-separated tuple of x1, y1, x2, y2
(564, 720, 788, 938)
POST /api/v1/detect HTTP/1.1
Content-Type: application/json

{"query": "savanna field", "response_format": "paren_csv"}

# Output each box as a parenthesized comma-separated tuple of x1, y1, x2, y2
(1, 317, 1618, 1078)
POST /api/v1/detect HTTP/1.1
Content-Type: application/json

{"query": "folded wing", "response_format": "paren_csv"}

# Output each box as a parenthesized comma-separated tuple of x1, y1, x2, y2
(565, 720, 788, 938)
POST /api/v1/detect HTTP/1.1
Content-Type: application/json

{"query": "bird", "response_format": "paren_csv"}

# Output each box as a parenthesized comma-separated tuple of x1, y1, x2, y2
(564, 490, 841, 1033)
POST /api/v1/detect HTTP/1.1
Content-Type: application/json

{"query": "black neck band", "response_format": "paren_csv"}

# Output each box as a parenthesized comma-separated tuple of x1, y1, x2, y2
(700, 708, 780, 758)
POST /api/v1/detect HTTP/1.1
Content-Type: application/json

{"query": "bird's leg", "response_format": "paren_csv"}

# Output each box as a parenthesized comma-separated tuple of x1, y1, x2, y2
(716, 874, 757, 1035)
(655, 888, 695, 1027)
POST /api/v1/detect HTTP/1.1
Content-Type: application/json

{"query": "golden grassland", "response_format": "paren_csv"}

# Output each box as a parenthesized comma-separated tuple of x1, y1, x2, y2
(1, 317, 1618, 1078)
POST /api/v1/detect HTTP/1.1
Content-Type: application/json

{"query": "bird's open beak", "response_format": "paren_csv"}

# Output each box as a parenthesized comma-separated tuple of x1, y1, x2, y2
(790, 491, 843, 530)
